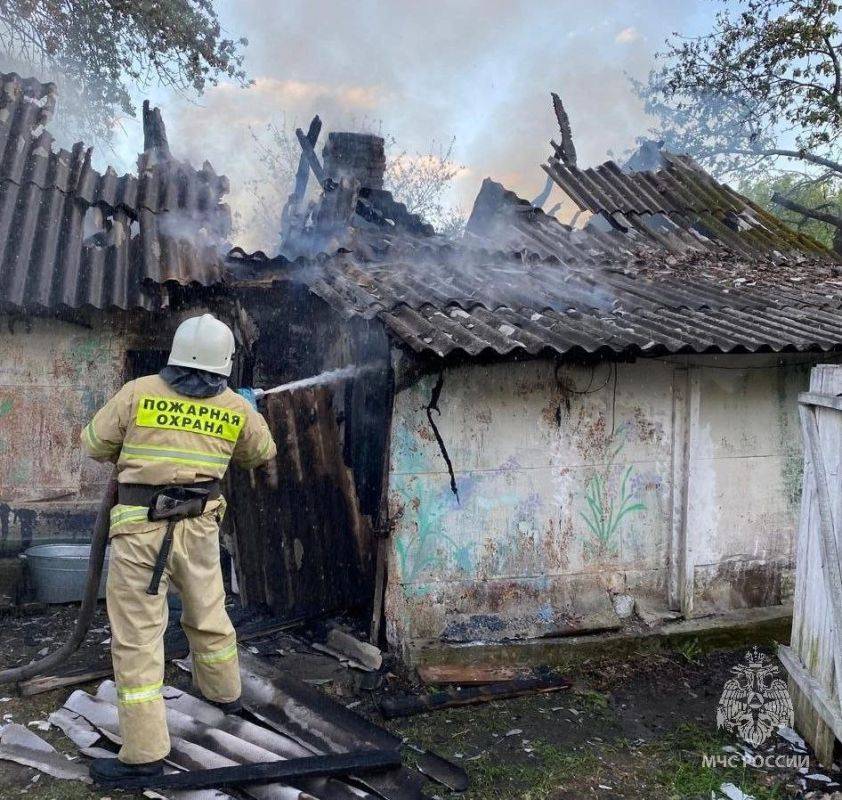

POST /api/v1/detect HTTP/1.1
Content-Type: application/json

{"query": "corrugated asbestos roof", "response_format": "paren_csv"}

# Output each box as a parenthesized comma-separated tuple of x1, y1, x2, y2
(0, 73, 230, 312)
(541, 150, 830, 258)
(465, 178, 842, 308)
(304, 254, 842, 358)
(59, 664, 445, 800)
(230, 166, 842, 359)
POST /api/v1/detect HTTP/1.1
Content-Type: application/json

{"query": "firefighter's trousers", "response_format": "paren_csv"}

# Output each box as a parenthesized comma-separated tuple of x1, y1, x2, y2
(106, 507, 240, 764)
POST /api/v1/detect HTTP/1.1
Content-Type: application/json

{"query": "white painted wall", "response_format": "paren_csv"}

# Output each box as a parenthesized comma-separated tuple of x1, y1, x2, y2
(384, 353, 814, 653)
(0, 315, 128, 551)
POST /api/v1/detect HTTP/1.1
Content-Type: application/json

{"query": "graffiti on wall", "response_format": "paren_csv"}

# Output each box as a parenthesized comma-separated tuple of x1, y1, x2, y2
(578, 424, 646, 559)
(393, 478, 479, 586)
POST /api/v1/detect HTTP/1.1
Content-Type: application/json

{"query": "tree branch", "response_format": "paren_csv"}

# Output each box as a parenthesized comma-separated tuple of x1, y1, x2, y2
(771, 191, 842, 229)
(823, 34, 842, 102)
(710, 147, 842, 174)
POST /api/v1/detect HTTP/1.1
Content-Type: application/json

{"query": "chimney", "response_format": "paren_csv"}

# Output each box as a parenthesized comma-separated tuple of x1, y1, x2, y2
(322, 132, 385, 190)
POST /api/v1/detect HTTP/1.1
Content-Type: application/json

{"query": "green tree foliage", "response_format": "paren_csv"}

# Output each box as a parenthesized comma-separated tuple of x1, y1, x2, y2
(740, 173, 842, 247)
(0, 0, 247, 143)
(638, 0, 842, 251)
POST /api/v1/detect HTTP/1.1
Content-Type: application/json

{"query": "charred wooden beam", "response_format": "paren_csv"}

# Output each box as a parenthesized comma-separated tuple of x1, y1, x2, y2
(292, 116, 322, 202)
(550, 91, 577, 167)
(94, 751, 403, 791)
(295, 127, 332, 189)
(379, 675, 572, 718)
(417, 663, 528, 686)
(281, 117, 324, 242)
(142, 100, 172, 162)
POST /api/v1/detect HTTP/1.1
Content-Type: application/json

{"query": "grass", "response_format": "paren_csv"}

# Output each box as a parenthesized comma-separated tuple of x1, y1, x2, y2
(385, 647, 803, 800)
(465, 741, 600, 800)
(449, 724, 792, 800)
(675, 637, 704, 665)
(647, 724, 789, 800)
(575, 688, 610, 710)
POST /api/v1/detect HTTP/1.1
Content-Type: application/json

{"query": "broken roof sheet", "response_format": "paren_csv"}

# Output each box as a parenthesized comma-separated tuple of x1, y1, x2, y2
(225, 161, 842, 360)
(541, 151, 829, 258)
(465, 178, 842, 307)
(0, 73, 230, 312)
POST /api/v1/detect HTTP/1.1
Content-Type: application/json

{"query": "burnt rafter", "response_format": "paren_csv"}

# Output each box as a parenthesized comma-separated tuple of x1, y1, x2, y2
(295, 126, 334, 190)
(280, 116, 323, 242)
(550, 91, 577, 167)
(142, 99, 172, 162)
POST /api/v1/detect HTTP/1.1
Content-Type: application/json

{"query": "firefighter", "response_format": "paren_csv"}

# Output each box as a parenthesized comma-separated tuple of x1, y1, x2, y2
(82, 313, 277, 783)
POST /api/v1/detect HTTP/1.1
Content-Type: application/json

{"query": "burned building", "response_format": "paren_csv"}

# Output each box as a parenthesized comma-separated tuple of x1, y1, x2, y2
(227, 129, 842, 661)
(4, 72, 842, 666)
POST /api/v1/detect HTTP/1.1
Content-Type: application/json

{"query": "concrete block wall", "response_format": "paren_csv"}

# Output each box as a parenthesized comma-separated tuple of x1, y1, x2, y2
(384, 354, 814, 655)
(0, 315, 128, 555)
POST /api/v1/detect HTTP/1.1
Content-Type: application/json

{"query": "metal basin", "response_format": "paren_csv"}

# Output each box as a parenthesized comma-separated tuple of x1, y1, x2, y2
(24, 544, 109, 604)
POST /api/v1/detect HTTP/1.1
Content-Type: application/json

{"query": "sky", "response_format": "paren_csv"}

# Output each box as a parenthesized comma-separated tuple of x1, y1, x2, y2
(98, 0, 711, 251)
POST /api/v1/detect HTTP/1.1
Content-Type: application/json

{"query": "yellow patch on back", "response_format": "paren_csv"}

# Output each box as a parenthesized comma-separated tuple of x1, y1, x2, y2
(135, 395, 244, 442)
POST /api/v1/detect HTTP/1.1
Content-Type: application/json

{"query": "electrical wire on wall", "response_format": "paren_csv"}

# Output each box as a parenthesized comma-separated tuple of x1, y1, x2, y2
(554, 361, 619, 436)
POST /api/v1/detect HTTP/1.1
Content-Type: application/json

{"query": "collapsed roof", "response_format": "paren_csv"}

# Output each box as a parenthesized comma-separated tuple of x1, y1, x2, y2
(233, 133, 842, 358)
(3, 72, 842, 359)
(0, 73, 230, 312)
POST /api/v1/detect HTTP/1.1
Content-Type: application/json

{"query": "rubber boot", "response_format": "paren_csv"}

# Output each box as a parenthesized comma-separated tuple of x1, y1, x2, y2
(206, 695, 243, 714)
(90, 757, 165, 785)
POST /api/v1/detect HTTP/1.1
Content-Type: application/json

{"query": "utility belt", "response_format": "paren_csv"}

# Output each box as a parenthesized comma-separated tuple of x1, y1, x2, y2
(117, 480, 221, 508)
(117, 480, 221, 596)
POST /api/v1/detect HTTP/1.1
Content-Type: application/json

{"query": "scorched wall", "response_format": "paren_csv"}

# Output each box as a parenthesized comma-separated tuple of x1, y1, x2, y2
(0, 314, 128, 556)
(384, 353, 814, 654)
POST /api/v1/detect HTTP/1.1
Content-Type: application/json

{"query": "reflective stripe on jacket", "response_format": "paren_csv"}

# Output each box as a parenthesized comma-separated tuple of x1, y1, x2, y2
(81, 372, 276, 496)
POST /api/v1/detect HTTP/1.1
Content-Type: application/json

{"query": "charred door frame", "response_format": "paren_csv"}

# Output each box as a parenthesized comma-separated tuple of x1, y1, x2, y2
(222, 284, 394, 623)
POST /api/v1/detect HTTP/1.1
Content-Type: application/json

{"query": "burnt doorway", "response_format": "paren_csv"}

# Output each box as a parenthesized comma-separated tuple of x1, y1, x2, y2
(226, 386, 375, 622)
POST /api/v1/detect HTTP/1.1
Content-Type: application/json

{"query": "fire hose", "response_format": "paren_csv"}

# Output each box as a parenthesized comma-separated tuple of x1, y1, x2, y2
(0, 472, 117, 686)
(0, 367, 365, 687)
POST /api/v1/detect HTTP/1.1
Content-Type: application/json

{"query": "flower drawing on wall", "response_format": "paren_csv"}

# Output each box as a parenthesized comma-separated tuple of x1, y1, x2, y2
(579, 426, 646, 559)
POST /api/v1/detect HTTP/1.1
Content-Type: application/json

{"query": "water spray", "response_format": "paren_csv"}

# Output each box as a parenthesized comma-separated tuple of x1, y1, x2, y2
(253, 364, 374, 399)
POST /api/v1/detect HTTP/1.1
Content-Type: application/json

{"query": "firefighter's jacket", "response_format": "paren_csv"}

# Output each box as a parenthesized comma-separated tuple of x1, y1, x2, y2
(81, 373, 277, 535)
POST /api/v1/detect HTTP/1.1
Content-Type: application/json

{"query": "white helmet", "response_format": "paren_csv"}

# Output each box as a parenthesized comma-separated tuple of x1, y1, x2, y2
(167, 314, 235, 377)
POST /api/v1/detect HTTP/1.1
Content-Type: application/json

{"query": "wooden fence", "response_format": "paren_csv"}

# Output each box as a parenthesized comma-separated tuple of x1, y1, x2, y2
(779, 364, 842, 765)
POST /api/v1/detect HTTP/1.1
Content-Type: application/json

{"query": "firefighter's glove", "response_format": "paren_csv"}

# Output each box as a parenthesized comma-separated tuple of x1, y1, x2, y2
(237, 387, 258, 410)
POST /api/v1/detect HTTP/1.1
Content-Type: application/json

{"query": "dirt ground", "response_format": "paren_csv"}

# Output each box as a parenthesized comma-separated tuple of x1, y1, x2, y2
(383, 647, 832, 800)
(0, 606, 837, 800)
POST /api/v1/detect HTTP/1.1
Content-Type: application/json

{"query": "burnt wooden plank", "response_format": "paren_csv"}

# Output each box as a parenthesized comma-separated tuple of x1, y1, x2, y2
(379, 676, 573, 719)
(229, 387, 372, 622)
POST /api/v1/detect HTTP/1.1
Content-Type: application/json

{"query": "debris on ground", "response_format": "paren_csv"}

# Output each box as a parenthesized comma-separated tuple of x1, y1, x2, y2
(779, 725, 809, 753)
(0, 723, 90, 782)
(719, 783, 756, 800)
(416, 664, 528, 686)
(325, 628, 382, 671)
(0, 609, 836, 800)
(379, 674, 572, 718)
